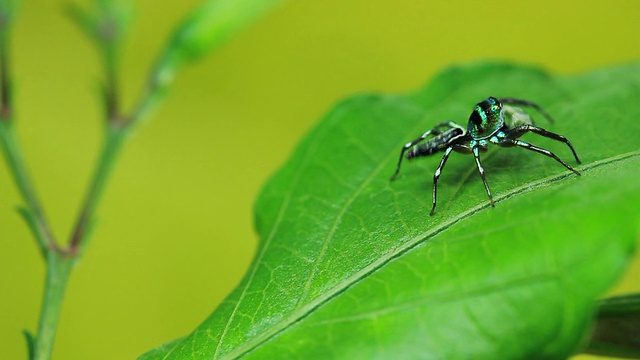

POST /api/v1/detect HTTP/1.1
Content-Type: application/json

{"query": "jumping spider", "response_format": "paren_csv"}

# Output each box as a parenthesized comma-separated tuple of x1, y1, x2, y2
(390, 97, 581, 215)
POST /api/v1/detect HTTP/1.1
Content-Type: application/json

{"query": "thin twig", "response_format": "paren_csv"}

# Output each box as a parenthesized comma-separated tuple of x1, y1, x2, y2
(0, 9, 74, 360)
(68, 125, 125, 253)
(67, 9, 128, 252)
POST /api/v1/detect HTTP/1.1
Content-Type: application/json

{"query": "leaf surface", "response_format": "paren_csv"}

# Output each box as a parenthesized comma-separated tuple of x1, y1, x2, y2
(140, 62, 640, 360)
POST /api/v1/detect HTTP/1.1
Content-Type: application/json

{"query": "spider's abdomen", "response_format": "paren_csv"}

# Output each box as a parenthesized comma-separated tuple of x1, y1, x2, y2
(407, 127, 463, 159)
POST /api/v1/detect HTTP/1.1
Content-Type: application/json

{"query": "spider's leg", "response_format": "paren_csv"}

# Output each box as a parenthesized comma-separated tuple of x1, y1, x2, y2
(506, 124, 581, 164)
(430, 144, 472, 216)
(472, 146, 495, 207)
(430, 147, 453, 216)
(499, 97, 555, 123)
(499, 138, 581, 176)
(390, 129, 440, 181)
(433, 121, 465, 131)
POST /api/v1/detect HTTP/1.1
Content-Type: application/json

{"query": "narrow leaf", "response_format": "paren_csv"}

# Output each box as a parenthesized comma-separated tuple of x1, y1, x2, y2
(140, 62, 640, 359)
(15, 206, 47, 258)
(584, 294, 640, 358)
(23, 329, 36, 360)
(153, 0, 283, 88)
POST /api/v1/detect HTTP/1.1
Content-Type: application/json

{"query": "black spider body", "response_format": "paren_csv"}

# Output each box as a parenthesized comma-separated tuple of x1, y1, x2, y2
(407, 127, 464, 159)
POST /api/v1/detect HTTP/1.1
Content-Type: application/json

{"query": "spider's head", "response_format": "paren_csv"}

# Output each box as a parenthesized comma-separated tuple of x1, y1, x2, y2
(467, 97, 504, 139)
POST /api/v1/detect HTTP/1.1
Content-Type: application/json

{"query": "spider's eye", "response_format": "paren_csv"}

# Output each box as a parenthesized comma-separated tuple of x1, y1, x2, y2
(469, 109, 482, 127)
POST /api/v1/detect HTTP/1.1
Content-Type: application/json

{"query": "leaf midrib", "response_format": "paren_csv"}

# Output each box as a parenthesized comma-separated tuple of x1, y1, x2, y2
(217, 149, 640, 359)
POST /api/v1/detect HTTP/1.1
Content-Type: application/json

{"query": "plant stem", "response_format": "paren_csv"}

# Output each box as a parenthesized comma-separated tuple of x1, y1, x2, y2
(0, 12, 56, 255)
(33, 252, 75, 360)
(68, 124, 126, 252)
(1, 4, 171, 358)
(25, 120, 132, 360)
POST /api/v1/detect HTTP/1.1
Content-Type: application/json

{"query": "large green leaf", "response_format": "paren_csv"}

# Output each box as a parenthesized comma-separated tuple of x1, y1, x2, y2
(140, 62, 640, 359)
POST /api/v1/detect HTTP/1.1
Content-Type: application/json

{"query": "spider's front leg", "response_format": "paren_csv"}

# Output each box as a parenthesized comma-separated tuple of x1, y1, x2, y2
(471, 145, 495, 208)
(430, 144, 471, 215)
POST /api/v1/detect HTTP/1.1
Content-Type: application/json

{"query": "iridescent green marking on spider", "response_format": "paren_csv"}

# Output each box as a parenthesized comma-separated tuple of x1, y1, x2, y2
(467, 96, 504, 139)
(390, 96, 582, 215)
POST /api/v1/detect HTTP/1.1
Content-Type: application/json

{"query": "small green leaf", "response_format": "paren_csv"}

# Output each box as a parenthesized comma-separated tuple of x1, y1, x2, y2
(140, 62, 640, 359)
(23, 329, 36, 360)
(15, 206, 47, 258)
(585, 293, 640, 358)
(153, 0, 283, 89)
(597, 293, 640, 317)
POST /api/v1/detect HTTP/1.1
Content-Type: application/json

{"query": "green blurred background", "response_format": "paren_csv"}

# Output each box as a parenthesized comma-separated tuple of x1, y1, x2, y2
(0, 0, 638, 359)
